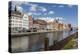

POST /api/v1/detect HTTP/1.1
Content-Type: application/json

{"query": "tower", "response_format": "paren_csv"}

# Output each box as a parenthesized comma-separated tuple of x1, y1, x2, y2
(15, 5, 17, 12)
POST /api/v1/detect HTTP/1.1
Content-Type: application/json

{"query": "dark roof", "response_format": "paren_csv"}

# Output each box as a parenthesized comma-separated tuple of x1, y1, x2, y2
(33, 19, 47, 25)
(9, 10, 23, 18)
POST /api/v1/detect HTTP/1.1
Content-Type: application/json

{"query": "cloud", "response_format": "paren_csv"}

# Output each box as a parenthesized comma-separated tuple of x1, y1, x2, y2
(11, 1, 24, 11)
(11, 3, 23, 12)
(28, 4, 47, 15)
(28, 12, 41, 16)
(28, 12, 32, 15)
(17, 6, 23, 12)
(54, 17, 64, 23)
(47, 18, 55, 22)
(11, 1, 23, 7)
(42, 7, 47, 12)
(33, 12, 41, 15)
(35, 17, 55, 22)
(55, 17, 64, 20)
(44, 13, 47, 15)
(11, 1, 27, 6)
(48, 11, 55, 14)
(52, 5, 56, 7)
(59, 5, 64, 7)
(39, 7, 47, 12)
(30, 4, 38, 11)
(67, 4, 73, 8)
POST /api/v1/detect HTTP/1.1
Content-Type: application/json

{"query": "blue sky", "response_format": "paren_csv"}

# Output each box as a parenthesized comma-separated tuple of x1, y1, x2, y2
(10, 1, 78, 27)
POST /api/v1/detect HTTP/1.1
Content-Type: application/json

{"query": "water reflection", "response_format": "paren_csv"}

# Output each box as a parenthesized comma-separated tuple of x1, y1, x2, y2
(11, 28, 77, 52)
(29, 29, 77, 51)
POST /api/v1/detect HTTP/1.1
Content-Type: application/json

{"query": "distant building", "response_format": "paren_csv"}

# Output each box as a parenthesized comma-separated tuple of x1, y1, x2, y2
(47, 22, 54, 31)
(63, 24, 67, 30)
(58, 23, 64, 30)
(33, 19, 47, 32)
(67, 24, 72, 31)
(47, 19, 64, 31)
(28, 16, 33, 31)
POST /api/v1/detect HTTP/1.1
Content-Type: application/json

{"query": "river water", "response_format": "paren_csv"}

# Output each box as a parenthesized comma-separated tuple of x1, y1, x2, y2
(28, 28, 77, 51)
(11, 28, 78, 52)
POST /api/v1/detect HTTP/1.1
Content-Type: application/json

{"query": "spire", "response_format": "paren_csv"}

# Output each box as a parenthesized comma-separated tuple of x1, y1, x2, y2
(15, 5, 17, 11)
(57, 18, 59, 21)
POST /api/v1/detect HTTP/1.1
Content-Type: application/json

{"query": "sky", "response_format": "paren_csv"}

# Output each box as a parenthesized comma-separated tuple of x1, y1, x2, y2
(9, 1, 78, 27)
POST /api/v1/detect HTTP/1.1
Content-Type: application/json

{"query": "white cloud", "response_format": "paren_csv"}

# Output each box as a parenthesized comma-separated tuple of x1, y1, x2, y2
(52, 5, 56, 7)
(55, 17, 64, 20)
(59, 5, 64, 7)
(17, 6, 23, 12)
(30, 4, 38, 11)
(11, 2, 23, 12)
(33, 12, 41, 15)
(35, 17, 64, 23)
(28, 12, 32, 15)
(36, 17, 55, 22)
(42, 7, 47, 12)
(12, 1, 26, 6)
(39, 7, 47, 12)
(44, 13, 47, 15)
(11, 1, 38, 12)
(47, 18, 55, 22)
(48, 11, 55, 14)
(28, 12, 41, 16)
(11, 1, 24, 11)
(67, 5, 73, 8)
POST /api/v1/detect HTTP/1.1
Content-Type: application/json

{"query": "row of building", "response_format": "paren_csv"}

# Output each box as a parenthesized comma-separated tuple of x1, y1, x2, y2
(9, 6, 33, 32)
(33, 18, 72, 32)
(9, 6, 72, 33)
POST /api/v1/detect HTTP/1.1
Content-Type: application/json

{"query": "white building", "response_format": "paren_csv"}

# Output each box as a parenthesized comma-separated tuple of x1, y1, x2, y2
(9, 6, 30, 33)
(9, 10, 23, 32)
(22, 14, 29, 30)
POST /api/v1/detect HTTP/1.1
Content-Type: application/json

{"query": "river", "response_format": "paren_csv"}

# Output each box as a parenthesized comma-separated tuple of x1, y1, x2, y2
(11, 28, 78, 52)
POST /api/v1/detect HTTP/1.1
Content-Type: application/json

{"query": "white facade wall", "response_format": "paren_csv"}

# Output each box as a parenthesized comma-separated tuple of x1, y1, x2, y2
(11, 16, 22, 28)
(10, 13, 30, 32)
(22, 14, 29, 30)
(47, 24, 53, 30)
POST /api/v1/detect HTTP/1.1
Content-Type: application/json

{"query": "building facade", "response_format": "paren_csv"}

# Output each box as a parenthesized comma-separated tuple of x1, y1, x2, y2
(33, 19, 47, 32)
(9, 6, 33, 33)
(28, 16, 33, 31)
(47, 22, 54, 31)
(22, 14, 29, 30)
(9, 10, 23, 32)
